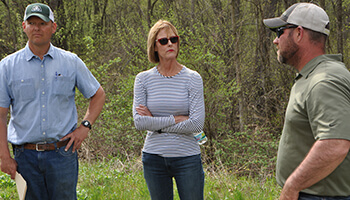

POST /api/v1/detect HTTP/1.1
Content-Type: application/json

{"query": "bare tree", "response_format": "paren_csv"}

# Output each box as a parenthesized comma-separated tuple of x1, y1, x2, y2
(231, 0, 244, 132)
(335, 0, 343, 54)
(1, 0, 18, 51)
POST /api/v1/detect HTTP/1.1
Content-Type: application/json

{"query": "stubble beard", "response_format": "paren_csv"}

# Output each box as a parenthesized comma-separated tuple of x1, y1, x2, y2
(277, 33, 299, 66)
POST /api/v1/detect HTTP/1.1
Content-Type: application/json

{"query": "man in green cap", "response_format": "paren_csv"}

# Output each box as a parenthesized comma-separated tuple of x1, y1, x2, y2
(263, 3, 350, 200)
(0, 3, 105, 199)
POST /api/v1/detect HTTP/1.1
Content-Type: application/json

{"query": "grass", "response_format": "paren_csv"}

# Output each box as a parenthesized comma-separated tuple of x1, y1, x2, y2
(0, 157, 281, 200)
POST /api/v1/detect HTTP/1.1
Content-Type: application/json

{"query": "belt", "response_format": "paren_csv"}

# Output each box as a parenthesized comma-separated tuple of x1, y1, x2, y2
(13, 139, 70, 151)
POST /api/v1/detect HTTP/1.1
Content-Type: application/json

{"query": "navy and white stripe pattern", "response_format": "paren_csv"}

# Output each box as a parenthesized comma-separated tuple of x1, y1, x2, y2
(133, 66, 205, 157)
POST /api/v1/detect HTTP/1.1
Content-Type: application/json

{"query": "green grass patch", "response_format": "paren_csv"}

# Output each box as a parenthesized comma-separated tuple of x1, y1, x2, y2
(0, 158, 280, 199)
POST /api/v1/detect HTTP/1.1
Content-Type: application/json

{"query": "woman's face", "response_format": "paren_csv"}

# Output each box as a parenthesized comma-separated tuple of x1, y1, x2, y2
(154, 28, 178, 62)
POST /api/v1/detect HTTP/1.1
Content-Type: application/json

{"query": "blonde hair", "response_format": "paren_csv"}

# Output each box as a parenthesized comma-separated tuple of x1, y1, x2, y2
(147, 20, 179, 63)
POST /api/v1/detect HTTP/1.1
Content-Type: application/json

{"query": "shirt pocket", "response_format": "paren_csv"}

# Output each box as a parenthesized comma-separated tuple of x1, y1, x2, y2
(12, 79, 35, 101)
(53, 76, 75, 95)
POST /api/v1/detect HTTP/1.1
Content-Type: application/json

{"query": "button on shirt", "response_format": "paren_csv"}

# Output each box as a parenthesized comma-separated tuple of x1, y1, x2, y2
(0, 43, 100, 145)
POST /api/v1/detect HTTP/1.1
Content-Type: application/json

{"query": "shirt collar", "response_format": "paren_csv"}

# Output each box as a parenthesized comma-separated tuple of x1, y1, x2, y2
(296, 54, 343, 81)
(24, 43, 55, 61)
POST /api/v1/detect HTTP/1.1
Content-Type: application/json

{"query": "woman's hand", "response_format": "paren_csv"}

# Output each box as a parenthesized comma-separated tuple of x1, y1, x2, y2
(174, 115, 189, 123)
(136, 105, 153, 116)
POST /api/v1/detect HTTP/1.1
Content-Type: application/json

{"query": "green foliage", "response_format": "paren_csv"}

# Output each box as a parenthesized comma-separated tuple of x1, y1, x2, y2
(1, 0, 349, 178)
(77, 158, 149, 199)
(0, 159, 280, 199)
(0, 174, 16, 199)
(203, 128, 279, 178)
(205, 171, 281, 200)
(0, 174, 15, 187)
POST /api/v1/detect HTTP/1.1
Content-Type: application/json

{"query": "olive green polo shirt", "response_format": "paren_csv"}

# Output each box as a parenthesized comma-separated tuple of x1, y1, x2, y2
(276, 54, 350, 196)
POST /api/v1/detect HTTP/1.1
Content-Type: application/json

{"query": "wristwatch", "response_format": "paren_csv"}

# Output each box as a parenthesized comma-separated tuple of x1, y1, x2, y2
(81, 120, 92, 129)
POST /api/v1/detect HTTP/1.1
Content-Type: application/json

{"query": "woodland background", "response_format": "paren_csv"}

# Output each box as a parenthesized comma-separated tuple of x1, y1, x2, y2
(1, 0, 349, 178)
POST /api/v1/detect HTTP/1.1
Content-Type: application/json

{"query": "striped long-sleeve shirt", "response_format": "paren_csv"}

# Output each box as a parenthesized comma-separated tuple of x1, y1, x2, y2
(133, 66, 205, 157)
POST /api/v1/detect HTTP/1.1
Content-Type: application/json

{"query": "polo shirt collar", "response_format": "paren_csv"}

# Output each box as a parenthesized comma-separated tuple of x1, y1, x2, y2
(24, 43, 55, 61)
(296, 54, 343, 80)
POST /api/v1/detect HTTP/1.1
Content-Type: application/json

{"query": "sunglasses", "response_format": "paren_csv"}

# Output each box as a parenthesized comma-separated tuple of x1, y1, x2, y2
(156, 36, 179, 45)
(276, 25, 298, 38)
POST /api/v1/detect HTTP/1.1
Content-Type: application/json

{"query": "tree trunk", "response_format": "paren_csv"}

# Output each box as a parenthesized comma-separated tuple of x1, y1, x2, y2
(1, 0, 18, 51)
(336, 0, 343, 55)
(231, 0, 244, 132)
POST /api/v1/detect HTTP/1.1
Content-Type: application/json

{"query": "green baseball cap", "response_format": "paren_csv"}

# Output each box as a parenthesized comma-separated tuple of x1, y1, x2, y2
(24, 3, 54, 22)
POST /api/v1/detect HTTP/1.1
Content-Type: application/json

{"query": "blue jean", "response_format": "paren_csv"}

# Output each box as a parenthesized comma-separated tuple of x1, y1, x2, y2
(14, 144, 78, 200)
(299, 192, 350, 200)
(142, 152, 205, 200)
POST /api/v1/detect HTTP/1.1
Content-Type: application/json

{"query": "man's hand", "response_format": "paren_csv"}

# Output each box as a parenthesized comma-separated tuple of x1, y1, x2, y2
(279, 183, 299, 200)
(0, 157, 17, 179)
(60, 126, 89, 153)
(278, 139, 350, 200)
(0, 107, 16, 179)
(60, 86, 105, 153)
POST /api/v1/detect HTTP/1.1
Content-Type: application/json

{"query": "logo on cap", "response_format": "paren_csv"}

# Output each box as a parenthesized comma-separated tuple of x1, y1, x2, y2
(31, 5, 42, 13)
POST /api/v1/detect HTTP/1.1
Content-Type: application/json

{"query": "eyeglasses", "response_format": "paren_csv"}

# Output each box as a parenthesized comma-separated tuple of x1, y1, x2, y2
(276, 25, 298, 38)
(156, 36, 179, 45)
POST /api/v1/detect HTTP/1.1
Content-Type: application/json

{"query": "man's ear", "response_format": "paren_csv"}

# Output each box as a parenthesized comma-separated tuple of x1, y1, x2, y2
(52, 22, 57, 34)
(22, 21, 27, 33)
(295, 26, 304, 42)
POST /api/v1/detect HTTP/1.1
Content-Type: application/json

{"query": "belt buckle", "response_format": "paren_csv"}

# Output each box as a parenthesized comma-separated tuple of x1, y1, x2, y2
(36, 141, 47, 151)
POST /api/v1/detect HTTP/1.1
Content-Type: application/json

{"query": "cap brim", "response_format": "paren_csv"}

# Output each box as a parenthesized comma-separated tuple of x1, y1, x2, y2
(263, 17, 288, 31)
(24, 14, 51, 22)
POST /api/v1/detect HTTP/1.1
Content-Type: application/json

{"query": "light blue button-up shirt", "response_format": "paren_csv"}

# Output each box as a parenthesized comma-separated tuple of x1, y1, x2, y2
(0, 43, 100, 145)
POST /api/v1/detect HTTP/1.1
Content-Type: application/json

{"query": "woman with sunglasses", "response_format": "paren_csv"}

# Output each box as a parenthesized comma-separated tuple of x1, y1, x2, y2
(132, 19, 205, 200)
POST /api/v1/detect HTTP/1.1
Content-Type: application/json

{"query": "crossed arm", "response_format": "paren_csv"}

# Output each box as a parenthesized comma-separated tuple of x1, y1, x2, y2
(136, 104, 189, 123)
